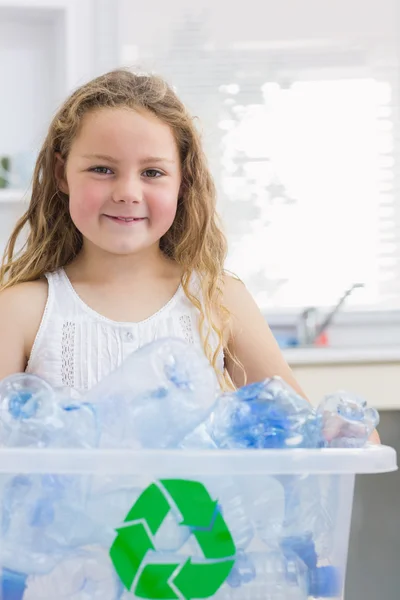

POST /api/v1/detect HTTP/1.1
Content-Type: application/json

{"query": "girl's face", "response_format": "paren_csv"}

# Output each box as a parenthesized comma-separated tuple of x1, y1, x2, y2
(56, 107, 182, 257)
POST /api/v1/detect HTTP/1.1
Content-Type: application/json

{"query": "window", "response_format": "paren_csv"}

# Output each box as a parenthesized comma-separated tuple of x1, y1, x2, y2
(219, 77, 396, 311)
(119, 4, 400, 314)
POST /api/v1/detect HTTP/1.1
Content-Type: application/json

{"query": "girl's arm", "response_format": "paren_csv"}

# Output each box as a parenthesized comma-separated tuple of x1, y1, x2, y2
(0, 281, 47, 380)
(0, 287, 28, 378)
(223, 275, 306, 395)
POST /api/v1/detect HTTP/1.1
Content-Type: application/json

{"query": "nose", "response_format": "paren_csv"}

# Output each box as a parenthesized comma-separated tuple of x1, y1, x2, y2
(112, 174, 143, 204)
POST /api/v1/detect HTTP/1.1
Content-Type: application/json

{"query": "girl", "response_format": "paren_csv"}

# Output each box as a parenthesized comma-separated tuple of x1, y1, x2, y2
(0, 68, 307, 396)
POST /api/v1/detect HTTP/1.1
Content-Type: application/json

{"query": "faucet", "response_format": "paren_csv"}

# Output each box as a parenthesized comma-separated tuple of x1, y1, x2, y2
(297, 283, 364, 346)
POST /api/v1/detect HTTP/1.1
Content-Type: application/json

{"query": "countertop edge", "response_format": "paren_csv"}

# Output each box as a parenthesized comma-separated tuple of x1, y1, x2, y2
(283, 347, 400, 366)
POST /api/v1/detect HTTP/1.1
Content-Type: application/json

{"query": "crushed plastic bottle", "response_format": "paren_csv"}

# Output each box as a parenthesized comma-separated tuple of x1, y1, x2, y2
(0, 374, 98, 449)
(1, 473, 92, 574)
(180, 429, 255, 552)
(210, 478, 255, 551)
(221, 551, 341, 598)
(85, 338, 218, 449)
(23, 547, 123, 599)
(277, 472, 337, 561)
(281, 532, 318, 569)
(225, 549, 256, 588)
(240, 475, 285, 549)
(84, 480, 146, 548)
(208, 377, 322, 450)
(318, 391, 379, 447)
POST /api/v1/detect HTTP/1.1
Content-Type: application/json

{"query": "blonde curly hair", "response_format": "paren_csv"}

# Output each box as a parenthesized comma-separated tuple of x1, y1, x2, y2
(0, 68, 241, 389)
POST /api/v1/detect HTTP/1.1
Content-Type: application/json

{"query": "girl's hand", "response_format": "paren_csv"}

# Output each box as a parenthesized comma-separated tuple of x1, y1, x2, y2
(369, 429, 381, 444)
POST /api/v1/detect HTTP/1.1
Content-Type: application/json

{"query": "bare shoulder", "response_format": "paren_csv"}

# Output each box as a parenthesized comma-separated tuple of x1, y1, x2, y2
(222, 273, 253, 309)
(222, 273, 260, 329)
(221, 272, 271, 344)
(0, 279, 48, 318)
(0, 279, 48, 376)
(222, 273, 307, 397)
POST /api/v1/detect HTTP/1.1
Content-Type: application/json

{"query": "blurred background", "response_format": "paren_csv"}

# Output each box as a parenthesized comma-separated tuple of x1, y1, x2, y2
(0, 1, 399, 598)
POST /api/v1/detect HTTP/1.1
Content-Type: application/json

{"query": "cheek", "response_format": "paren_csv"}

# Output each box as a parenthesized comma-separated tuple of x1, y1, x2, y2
(149, 189, 179, 227)
(68, 181, 105, 225)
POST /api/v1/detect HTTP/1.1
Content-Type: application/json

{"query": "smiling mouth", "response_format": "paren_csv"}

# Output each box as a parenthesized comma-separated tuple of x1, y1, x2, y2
(104, 215, 147, 223)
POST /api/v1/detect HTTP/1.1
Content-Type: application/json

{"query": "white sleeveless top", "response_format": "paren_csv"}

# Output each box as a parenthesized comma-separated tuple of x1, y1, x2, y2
(26, 269, 224, 394)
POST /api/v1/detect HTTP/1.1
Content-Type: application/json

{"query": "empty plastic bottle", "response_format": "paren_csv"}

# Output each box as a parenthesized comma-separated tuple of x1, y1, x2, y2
(208, 378, 322, 450)
(317, 391, 379, 448)
(180, 427, 254, 552)
(23, 547, 123, 599)
(239, 475, 285, 549)
(85, 338, 218, 449)
(0, 373, 98, 448)
(1, 472, 91, 574)
(219, 551, 341, 599)
(277, 472, 336, 561)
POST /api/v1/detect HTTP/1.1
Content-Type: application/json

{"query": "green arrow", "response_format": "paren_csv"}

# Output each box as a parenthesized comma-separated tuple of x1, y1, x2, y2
(123, 483, 170, 535)
(192, 511, 236, 559)
(135, 563, 180, 599)
(173, 558, 235, 600)
(110, 522, 154, 590)
(110, 478, 237, 598)
(160, 479, 218, 529)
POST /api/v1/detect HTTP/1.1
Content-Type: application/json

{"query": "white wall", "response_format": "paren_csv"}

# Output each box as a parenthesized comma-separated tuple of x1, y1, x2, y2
(118, 0, 399, 50)
(0, 15, 58, 156)
(209, 0, 399, 42)
(0, 202, 27, 255)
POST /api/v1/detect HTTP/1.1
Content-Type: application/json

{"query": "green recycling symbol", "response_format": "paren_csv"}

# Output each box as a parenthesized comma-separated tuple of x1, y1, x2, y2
(109, 479, 236, 599)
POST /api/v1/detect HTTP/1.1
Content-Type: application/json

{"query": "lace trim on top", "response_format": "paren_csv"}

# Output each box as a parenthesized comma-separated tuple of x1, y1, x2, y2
(179, 314, 194, 344)
(61, 321, 76, 387)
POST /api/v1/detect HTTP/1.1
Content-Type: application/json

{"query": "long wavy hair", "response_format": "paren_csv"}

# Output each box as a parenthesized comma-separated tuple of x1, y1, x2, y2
(0, 68, 241, 389)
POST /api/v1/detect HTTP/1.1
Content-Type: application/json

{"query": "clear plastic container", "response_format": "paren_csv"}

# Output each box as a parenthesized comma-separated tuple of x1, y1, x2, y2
(0, 445, 396, 600)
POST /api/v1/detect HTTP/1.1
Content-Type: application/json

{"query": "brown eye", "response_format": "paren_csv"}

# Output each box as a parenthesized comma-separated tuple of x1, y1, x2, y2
(142, 169, 163, 178)
(90, 166, 113, 175)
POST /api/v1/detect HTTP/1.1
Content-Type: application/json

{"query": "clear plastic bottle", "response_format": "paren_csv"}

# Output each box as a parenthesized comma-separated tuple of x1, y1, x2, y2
(239, 475, 285, 549)
(317, 391, 379, 447)
(220, 551, 341, 599)
(208, 378, 322, 450)
(0, 373, 97, 448)
(180, 427, 254, 552)
(1, 473, 89, 575)
(23, 548, 123, 600)
(85, 338, 218, 449)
